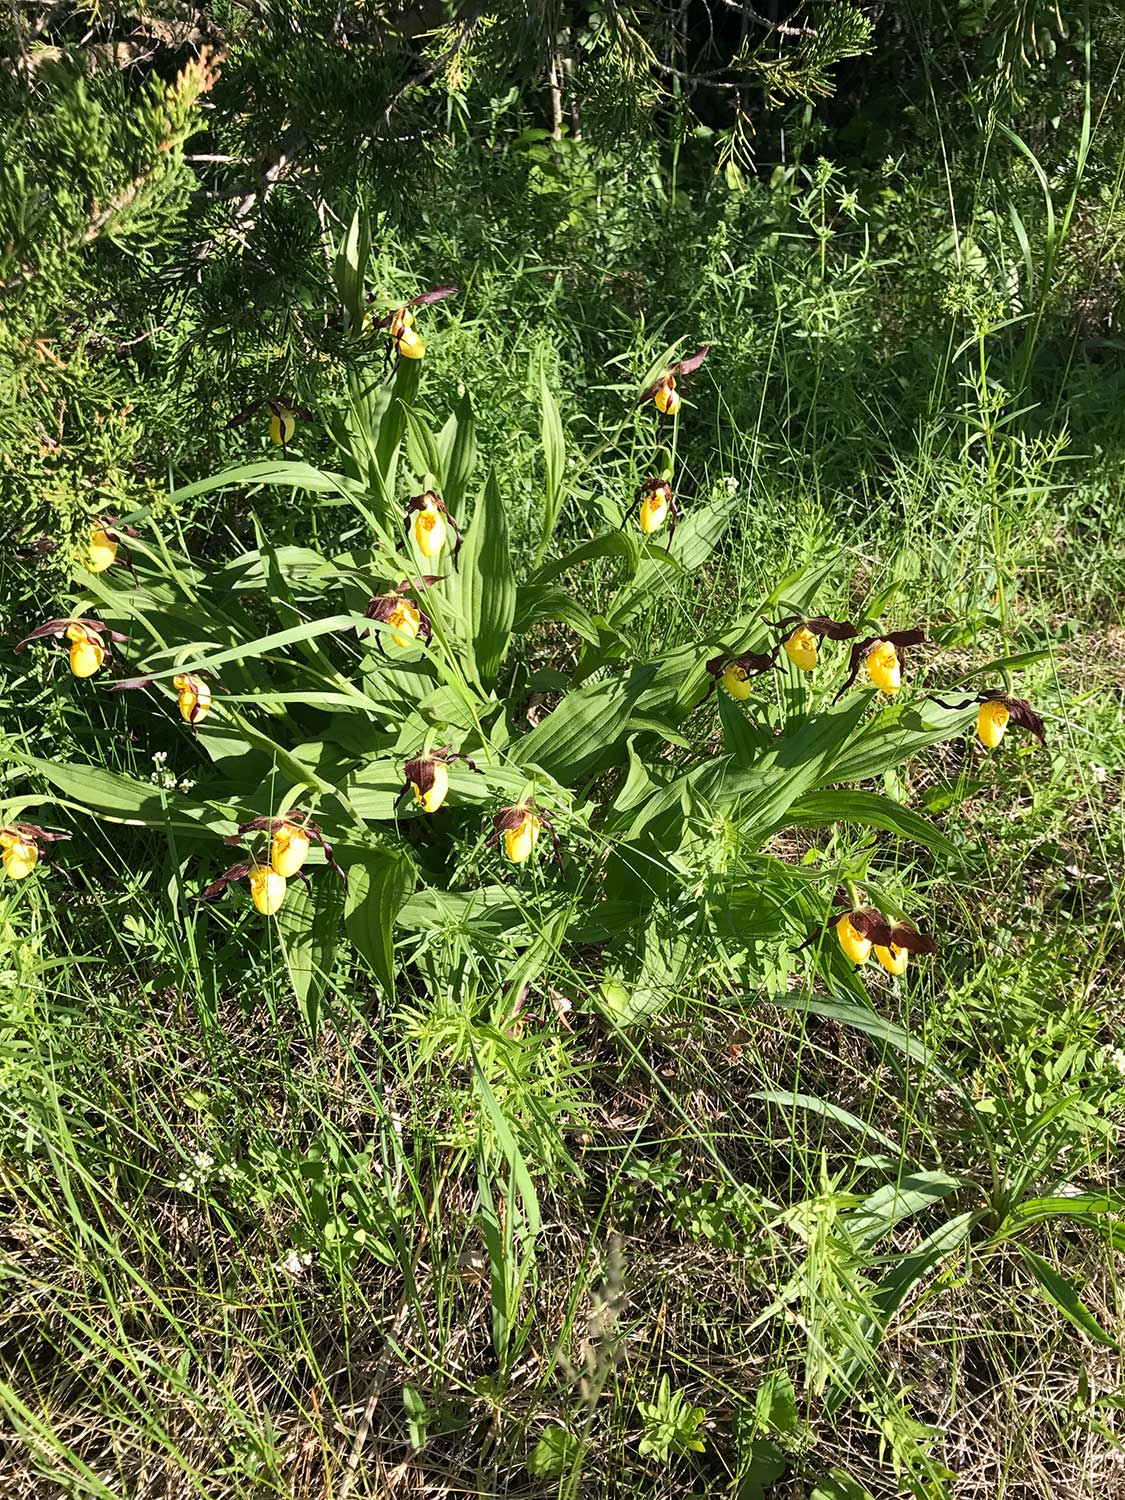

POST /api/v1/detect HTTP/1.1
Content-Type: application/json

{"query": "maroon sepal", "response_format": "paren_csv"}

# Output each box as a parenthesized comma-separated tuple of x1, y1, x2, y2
(703, 649, 778, 698)
(224, 811, 348, 887)
(765, 614, 858, 642)
(3, 822, 70, 844)
(847, 907, 938, 954)
(197, 862, 253, 901)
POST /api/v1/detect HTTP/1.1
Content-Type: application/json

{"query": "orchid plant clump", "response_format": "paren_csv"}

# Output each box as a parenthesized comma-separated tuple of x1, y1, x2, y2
(5, 211, 1048, 1027)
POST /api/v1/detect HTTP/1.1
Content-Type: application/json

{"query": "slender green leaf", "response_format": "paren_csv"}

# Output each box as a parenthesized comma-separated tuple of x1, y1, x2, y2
(343, 847, 416, 997)
(1017, 1247, 1121, 1350)
(782, 789, 957, 857)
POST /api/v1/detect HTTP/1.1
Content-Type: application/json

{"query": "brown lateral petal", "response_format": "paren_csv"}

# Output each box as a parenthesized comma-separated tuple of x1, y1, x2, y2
(411, 284, 459, 308)
(672, 345, 710, 376)
(887, 924, 938, 955)
(492, 806, 528, 834)
(886, 628, 926, 648)
(847, 907, 894, 943)
(806, 616, 859, 641)
(198, 862, 252, 901)
(1004, 697, 1046, 742)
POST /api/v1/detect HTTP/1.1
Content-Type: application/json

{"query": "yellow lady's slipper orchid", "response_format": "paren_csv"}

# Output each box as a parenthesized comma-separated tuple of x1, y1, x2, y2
(722, 663, 754, 701)
(269, 404, 297, 446)
(836, 912, 872, 966)
(385, 599, 422, 649)
(66, 623, 106, 678)
(1, 830, 39, 880)
(391, 307, 425, 360)
(976, 700, 1010, 749)
(639, 484, 671, 535)
(865, 640, 902, 694)
(249, 866, 287, 915)
(874, 942, 909, 976)
(174, 673, 212, 724)
(504, 811, 541, 864)
(412, 495, 446, 558)
(270, 823, 311, 878)
(783, 626, 819, 671)
(85, 525, 118, 574)
(653, 377, 680, 417)
(413, 761, 449, 813)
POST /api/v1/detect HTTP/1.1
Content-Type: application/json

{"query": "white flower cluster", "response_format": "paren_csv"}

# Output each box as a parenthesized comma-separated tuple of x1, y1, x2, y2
(175, 1149, 238, 1194)
(1103, 1045, 1125, 1080)
(149, 751, 196, 793)
(278, 1247, 314, 1279)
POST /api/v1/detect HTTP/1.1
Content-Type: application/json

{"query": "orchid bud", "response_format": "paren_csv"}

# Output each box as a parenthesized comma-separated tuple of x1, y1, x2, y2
(269, 405, 297, 447)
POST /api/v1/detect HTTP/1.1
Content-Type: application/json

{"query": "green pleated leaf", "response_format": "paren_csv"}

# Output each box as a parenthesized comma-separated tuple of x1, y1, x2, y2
(276, 875, 341, 1034)
(828, 699, 975, 785)
(452, 467, 516, 688)
(782, 789, 957, 856)
(513, 583, 600, 644)
(403, 407, 443, 485)
(514, 664, 656, 781)
(532, 530, 639, 588)
(14, 754, 237, 837)
(539, 363, 565, 551)
(343, 847, 416, 998)
(719, 699, 868, 841)
(436, 391, 477, 512)
(169, 460, 352, 504)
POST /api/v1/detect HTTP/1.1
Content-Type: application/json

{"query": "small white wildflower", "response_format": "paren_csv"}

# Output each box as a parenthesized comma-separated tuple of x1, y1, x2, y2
(191, 1150, 215, 1172)
(722, 476, 739, 495)
(279, 1247, 314, 1279)
(179, 778, 196, 792)
(153, 751, 167, 765)
(1089, 763, 1109, 785)
(1105, 1046, 1125, 1079)
(176, 1170, 197, 1192)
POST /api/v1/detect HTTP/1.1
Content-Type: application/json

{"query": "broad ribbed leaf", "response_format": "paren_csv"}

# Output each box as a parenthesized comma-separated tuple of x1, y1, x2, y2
(719, 699, 868, 840)
(782, 789, 957, 856)
(1018, 1247, 1121, 1350)
(514, 664, 656, 781)
(277, 875, 340, 1033)
(454, 467, 516, 687)
(828, 700, 974, 784)
(436, 392, 477, 511)
(533, 530, 639, 587)
(169, 461, 351, 504)
(539, 365, 565, 552)
(344, 847, 416, 997)
(403, 407, 443, 485)
(513, 583, 600, 644)
(15, 754, 236, 837)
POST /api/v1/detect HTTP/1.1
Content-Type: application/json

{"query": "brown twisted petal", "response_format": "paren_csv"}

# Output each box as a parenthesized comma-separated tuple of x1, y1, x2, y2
(198, 862, 252, 901)
(998, 695, 1045, 741)
(405, 757, 438, 796)
(7, 823, 70, 843)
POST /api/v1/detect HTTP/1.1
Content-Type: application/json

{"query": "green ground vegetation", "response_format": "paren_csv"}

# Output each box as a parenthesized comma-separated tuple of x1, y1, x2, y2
(2, 3, 1124, 1497)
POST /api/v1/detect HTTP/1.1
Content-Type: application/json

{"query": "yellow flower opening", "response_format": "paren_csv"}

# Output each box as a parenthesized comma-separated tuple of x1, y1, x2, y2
(270, 824, 310, 878)
(65, 624, 106, 678)
(85, 525, 118, 574)
(173, 673, 212, 724)
(874, 942, 909, 976)
(977, 700, 1010, 749)
(653, 378, 680, 416)
(412, 498, 447, 559)
(639, 486, 670, 535)
(722, 664, 753, 701)
(413, 761, 449, 814)
(783, 626, 818, 672)
(865, 640, 902, 694)
(393, 308, 425, 360)
(386, 599, 422, 650)
(504, 812, 541, 864)
(1, 831, 39, 881)
(835, 912, 872, 966)
(249, 867, 287, 915)
(269, 406, 296, 446)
